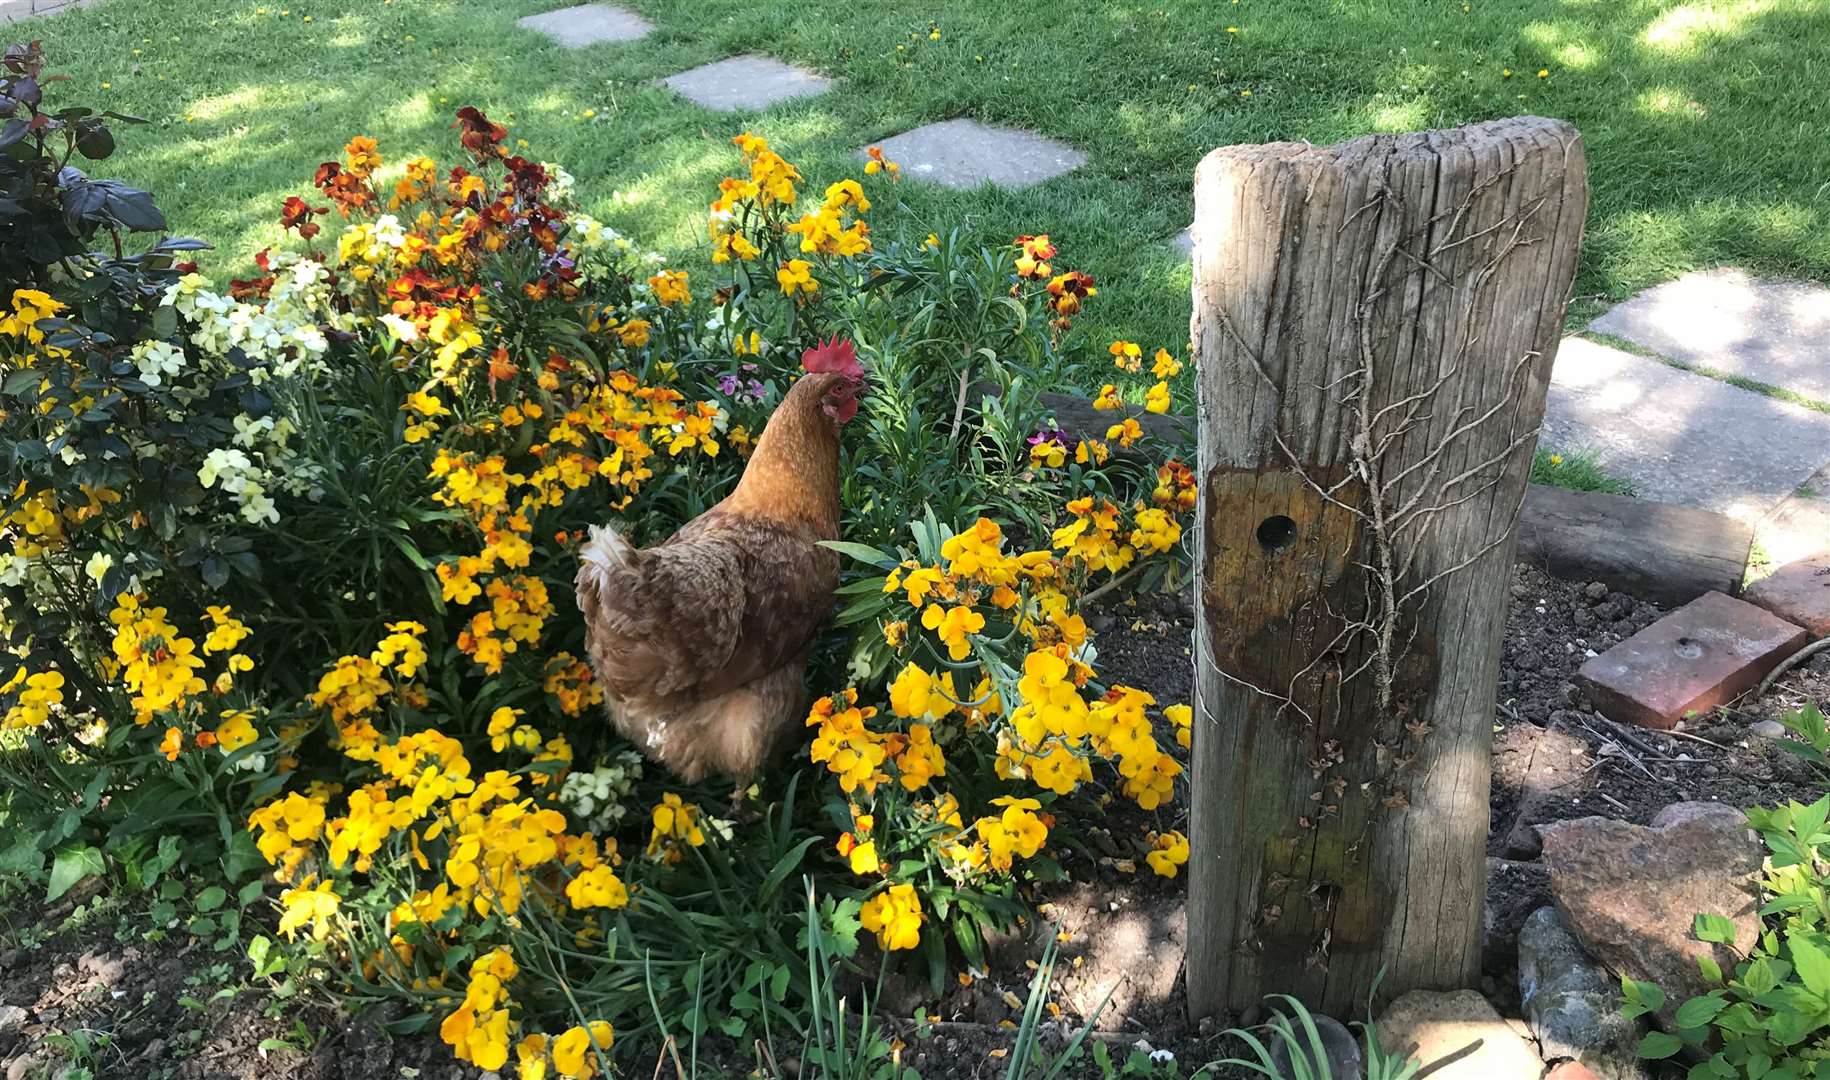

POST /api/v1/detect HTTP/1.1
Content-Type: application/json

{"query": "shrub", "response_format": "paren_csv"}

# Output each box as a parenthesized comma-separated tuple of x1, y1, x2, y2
(1, 45, 1198, 1071)
(1625, 719, 1830, 1079)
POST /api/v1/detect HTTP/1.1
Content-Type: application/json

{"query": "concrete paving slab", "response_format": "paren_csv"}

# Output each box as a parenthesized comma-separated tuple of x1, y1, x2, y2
(517, 4, 651, 48)
(1543, 336, 1830, 525)
(661, 55, 831, 113)
(1759, 459, 1830, 568)
(1590, 268, 1830, 404)
(862, 119, 1085, 190)
(2, 0, 97, 19)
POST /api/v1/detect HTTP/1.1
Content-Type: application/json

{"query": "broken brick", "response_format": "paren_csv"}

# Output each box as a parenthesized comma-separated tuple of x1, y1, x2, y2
(1744, 552, 1830, 638)
(1576, 590, 1808, 730)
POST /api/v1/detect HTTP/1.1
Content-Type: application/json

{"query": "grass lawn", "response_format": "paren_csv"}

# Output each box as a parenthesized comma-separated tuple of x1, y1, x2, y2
(20, 0, 1830, 383)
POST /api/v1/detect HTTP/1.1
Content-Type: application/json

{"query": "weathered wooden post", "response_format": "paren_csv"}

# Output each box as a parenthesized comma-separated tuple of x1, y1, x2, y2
(1186, 117, 1588, 1018)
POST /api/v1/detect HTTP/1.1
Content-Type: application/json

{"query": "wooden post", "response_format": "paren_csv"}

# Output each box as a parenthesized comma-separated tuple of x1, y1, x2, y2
(1185, 117, 1588, 1018)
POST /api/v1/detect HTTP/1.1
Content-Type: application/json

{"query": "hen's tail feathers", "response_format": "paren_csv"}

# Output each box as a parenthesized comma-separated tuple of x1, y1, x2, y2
(580, 524, 635, 573)
(575, 523, 636, 626)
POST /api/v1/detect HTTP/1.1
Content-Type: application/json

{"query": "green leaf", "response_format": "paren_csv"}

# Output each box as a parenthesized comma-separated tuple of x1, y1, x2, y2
(1791, 935, 1830, 997)
(1640, 1031, 1685, 1059)
(195, 885, 227, 913)
(1675, 995, 1728, 1028)
(0, 833, 44, 876)
(816, 540, 899, 569)
(1698, 953, 1724, 984)
(1695, 913, 1739, 945)
(45, 844, 105, 903)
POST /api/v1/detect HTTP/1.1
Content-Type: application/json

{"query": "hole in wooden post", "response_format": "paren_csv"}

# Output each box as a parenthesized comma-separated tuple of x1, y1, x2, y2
(1255, 515, 1298, 552)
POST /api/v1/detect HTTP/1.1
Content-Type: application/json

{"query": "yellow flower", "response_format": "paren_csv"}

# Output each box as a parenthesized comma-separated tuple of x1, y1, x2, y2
(859, 882, 922, 950)
(646, 792, 706, 862)
(1075, 439, 1109, 466)
(159, 725, 184, 761)
(1108, 340, 1143, 372)
(921, 602, 984, 660)
(1106, 417, 1144, 447)
(517, 1035, 549, 1080)
(1165, 703, 1193, 750)
(776, 258, 818, 296)
(1144, 380, 1171, 415)
(1548, 453, 1564, 467)
(215, 709, 259, 752)
(888, 663, 955, 720)
(277, 876, 340, 940)
(848, 839, 881, 875)
(1150, 348, 1183, 378)
(1092, 384, 1123, 411)
(648, 269, 690, 306)
(565, 864, 630, 910)
(551, 1022, 614, 1078)
(1145, 830, 1190, 878)
(895, 723, 947, 790)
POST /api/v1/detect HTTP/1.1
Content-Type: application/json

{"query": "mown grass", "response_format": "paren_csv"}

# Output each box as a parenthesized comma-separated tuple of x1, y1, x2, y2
(19, 0, 1830, 385)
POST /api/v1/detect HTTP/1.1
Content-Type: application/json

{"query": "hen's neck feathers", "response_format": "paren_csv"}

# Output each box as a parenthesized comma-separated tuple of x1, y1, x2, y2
(720, 376, 842, 535)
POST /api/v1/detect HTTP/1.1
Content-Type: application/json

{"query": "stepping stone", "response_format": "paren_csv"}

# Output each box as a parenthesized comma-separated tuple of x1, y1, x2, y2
(1576, 590, 1809, 729)
(516, 4, 651, 48)
(1543, 336, 1830, 525)
(861, 119, 1086, 190)
(1590, 268, 1830, 404)
(661, 55, 831, 113)
(1745, 551, 1830, 637)
(1, 0, 97, 19)
(1172, 224, 1197, 257)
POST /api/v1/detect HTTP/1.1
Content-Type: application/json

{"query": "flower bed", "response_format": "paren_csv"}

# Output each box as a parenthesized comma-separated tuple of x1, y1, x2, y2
(1, 43, 1199, 1075)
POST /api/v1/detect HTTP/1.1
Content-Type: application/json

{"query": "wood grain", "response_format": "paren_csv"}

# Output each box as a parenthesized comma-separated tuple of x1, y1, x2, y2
(1186, 117, 1589, 1017)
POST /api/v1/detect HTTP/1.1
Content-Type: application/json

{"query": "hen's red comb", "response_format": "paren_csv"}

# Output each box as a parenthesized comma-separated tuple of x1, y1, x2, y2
(801, 336, 864, 379)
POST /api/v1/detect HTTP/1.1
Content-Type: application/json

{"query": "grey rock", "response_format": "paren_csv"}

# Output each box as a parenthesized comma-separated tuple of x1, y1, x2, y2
(1173, 224, 1197, 257)
(1486, 858, 1554, 975)
(1590, 269, 1830, 405)
(1543, 336, 1830, 524)
(661, 55, 831, 113)
(516, 4, 651, 48)
(1750, 719, 1788, 739)
(1519, 907, 1647, 1080)
(1377, 989, 1544, 1080)
(1649, 801, 1748, 830)
(1268, 1011, 1362, 1080)
(0, 1005, 22, 1034)
(861, 119, 1086, 190)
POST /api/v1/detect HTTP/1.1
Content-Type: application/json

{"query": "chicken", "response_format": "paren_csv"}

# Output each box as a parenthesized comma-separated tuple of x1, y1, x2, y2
(573, 337, 865, 783)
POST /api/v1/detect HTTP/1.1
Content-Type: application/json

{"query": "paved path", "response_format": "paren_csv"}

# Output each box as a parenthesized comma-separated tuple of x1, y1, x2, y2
(1545, 270, 1830, 568)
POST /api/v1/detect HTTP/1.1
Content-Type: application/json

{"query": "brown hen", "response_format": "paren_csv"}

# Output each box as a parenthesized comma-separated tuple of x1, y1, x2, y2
(573, 338, 864, 782)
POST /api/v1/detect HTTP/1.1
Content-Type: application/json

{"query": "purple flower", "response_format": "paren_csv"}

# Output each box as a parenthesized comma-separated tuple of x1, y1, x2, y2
(717, 373, 741, 397)
(1027, 427, 1066, 448)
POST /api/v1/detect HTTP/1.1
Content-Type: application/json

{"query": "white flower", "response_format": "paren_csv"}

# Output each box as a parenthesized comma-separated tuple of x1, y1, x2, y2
(379, 314, 421, 343)
(198, 447, 251, 489)
(132, 339, 185, 387)
(84, 551, 113, 583)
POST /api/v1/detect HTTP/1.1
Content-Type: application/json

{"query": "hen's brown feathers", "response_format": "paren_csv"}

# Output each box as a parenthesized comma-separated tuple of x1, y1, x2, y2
(576, 511, 838, 710)
(572, 368, 854, 782)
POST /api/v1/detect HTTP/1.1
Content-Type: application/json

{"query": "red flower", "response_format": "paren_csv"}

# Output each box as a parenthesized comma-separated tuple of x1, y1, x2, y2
(452, 106, 508, 161)
(279, 195, 328, 239)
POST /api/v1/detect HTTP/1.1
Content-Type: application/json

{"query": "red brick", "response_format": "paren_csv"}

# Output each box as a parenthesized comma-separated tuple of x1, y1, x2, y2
(1745, 552, 1830, 638)
(1576, 591, 1809, 730)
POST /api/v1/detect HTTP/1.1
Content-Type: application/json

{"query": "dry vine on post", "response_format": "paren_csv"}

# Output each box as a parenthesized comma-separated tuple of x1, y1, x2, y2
(1185, 117, 1589, 1018)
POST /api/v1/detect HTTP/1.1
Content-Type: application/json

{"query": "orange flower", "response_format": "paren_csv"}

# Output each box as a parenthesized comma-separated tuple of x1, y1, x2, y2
(159, 726, 183, 761)
(863, 145, 901, 178)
